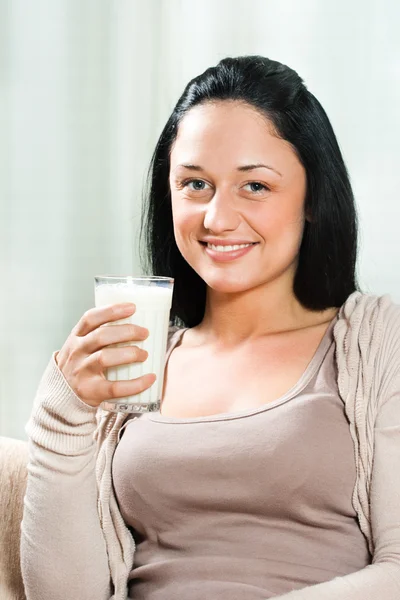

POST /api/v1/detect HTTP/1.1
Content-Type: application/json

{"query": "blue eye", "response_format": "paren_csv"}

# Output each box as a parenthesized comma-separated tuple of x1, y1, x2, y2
(245, 182, 269, 193)
(184, 179, 208, 191)
(180, 179, 269, 194)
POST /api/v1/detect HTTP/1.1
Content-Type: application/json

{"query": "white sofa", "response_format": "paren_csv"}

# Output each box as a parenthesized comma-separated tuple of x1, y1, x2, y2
(0, 436, 28, 600)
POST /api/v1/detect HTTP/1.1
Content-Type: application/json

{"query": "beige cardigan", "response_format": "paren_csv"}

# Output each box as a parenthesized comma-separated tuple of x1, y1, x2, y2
(20, 291, 400, 599)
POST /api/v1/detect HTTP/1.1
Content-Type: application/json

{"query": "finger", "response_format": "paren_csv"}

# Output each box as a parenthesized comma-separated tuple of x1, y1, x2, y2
(104, 372, 157, 400)
(74, 303, 136, 337)
(87, 345, 149, 371)
(83, 323, 149, 354)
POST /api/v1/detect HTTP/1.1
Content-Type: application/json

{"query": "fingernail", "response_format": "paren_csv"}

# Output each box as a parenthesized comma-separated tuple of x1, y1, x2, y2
(118, 303, 135, 311)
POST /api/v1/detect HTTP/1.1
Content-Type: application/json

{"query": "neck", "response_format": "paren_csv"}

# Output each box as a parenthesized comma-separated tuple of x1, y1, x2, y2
(197, 277, 336, 347)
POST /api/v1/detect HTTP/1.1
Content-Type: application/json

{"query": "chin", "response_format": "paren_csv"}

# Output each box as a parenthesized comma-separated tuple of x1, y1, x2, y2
(200, 272, 258, 295)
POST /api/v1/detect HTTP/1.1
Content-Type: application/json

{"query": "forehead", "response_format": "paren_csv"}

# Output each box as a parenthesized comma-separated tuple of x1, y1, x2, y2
(169, 101, 299, 173)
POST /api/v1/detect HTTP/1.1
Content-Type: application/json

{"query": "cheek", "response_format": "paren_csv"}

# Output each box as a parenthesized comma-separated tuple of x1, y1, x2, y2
(260, 197, 305, 236)
(171, 202, 197, 249)
(269, 211, 305, 238)
(266, 207, 306, 259)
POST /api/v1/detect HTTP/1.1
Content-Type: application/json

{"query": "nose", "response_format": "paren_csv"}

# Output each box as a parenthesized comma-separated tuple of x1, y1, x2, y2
(203, 191, 240, 234)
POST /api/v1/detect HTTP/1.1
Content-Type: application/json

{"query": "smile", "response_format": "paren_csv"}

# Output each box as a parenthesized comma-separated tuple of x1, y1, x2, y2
(207, 242, 253, 252)
(200, 241, 258, 262)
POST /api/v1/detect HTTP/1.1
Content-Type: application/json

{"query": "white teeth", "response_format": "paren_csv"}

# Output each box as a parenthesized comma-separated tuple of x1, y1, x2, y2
(207, 243, 253, 252)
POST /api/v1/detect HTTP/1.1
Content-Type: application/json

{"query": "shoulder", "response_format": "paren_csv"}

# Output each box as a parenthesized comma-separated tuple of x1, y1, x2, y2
(168, 324, 182, 339)
(338, 290, 400, 329)
(167, 324, 187, 351)
(373, 295, 400, 366)
(337, 290, 400, 371)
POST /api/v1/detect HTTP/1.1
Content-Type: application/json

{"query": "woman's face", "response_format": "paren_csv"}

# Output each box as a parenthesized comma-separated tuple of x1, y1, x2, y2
(169, 100, 307, 295)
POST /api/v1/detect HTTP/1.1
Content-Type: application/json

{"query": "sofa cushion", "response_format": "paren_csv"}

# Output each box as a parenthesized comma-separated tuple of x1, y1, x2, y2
(0, 437, 29, 600)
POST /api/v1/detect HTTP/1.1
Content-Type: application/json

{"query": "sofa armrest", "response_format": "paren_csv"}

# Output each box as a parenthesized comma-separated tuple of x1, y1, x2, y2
(0, 437, 29, 600)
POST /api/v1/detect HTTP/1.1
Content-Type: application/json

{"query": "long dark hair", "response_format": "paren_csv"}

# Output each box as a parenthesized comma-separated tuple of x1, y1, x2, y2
(140, 55, 359, 327)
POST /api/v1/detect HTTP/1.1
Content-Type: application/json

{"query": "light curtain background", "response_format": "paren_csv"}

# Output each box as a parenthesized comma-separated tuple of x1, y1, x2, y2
(1, 0, 399, 440)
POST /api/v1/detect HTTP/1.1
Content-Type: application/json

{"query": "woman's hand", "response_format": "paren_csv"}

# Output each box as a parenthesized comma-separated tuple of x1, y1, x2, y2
(55, 303, 156, 408)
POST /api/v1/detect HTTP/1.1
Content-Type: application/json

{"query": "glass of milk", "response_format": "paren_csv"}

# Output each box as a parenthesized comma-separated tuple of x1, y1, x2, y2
(94, 275, 174, 413)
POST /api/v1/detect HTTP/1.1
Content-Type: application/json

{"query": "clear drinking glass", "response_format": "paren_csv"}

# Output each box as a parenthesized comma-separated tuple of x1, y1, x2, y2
(94, 275, 174, 413)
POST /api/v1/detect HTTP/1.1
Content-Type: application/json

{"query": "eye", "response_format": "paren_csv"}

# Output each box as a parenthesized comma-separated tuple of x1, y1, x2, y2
(182, 179, 210, 191)
(243, 182, 270, 194)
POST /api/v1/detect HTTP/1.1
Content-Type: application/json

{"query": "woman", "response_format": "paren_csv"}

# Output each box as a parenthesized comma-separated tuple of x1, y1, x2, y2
(21, 56, 400, 599)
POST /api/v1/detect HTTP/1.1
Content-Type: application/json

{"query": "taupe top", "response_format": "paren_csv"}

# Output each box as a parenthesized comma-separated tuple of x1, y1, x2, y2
(112, 317, 371, 599)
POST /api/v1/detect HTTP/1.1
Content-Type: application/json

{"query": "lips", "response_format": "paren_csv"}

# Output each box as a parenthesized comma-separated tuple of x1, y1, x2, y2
(205, 242, 254, 252)
(200, 240, 258, 263)
(200, 238, 257, 246)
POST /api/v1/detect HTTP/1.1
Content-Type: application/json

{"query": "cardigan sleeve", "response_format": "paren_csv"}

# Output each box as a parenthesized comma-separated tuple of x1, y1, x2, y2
(272, 371, 400, 599)
(20, 352, 113, 600)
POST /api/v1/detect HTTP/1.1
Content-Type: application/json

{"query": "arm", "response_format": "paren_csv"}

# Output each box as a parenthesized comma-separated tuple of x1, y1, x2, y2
(20, 352, 113, 600)
(273, 379, 400, 599)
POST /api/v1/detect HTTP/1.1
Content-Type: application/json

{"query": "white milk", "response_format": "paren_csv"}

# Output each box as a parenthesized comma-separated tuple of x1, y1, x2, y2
(94, 281, 173, 412)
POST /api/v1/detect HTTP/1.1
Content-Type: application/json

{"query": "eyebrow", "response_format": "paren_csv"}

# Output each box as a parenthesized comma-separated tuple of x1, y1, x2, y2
(176, 163, 282, 177)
